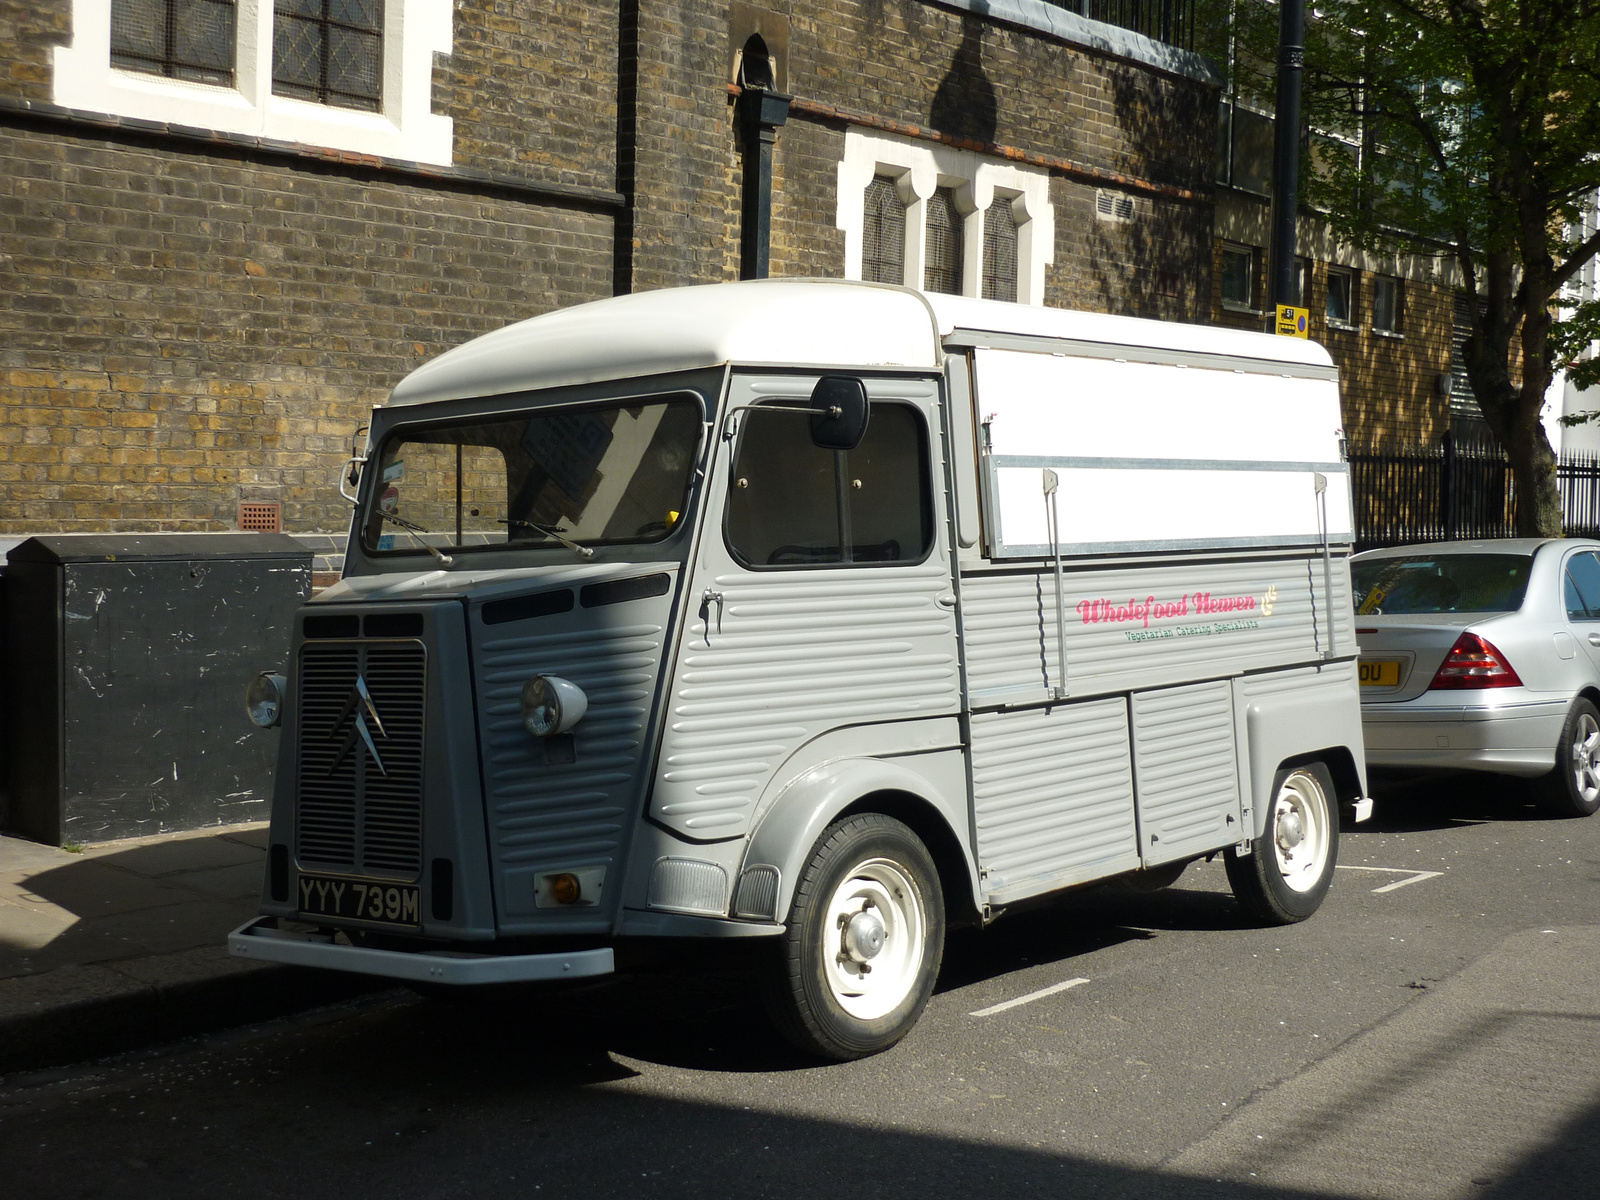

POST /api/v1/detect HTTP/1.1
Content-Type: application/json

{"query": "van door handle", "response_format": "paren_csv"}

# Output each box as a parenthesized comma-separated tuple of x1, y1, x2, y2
(936, 593, 958, 609)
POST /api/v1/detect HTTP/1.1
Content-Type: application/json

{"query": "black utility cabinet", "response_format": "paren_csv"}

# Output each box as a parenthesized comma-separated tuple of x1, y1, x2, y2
(4, 534, 311, 844)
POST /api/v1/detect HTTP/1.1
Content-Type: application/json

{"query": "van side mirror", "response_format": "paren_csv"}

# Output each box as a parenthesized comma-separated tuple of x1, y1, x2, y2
(809, 376, 869, 451)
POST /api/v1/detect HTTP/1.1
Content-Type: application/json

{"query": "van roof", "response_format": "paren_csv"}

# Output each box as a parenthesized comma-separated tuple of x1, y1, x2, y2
(386, 278, 1335, 407)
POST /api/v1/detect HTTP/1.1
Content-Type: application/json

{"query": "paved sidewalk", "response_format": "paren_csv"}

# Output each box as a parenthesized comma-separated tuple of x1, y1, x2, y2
(0, 823, 379, 1076)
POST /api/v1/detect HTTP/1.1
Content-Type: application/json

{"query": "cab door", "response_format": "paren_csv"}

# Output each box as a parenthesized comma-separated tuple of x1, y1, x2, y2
(648, 373, 963, 843)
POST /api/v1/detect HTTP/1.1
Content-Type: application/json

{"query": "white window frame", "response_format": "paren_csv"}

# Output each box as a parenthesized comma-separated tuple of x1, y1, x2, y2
(1326, 266, 1357, 329)
(836, 129, 1053, 305)
(54, 0, 454, 165)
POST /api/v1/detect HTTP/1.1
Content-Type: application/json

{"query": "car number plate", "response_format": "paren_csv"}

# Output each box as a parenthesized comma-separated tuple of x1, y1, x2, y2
(298, 872, 420, 928)
(1358, 659, 1401, 687)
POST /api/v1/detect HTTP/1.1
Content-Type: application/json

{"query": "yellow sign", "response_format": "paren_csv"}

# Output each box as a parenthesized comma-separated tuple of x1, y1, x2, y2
(1276, 304, 1310, 338)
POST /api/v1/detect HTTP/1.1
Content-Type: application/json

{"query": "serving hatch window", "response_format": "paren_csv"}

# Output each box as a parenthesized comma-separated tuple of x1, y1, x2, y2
(362, 396, 703, 556)
(1352, 554, 1532, 615)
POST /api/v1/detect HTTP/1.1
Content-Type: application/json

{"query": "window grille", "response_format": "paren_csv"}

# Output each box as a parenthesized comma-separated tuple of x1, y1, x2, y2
(1095, 189, 1135, 222)
(983, 202, 1018, 302)
(862, 175, 906, 285)
(923, 187, 963, 296)
(111, 0, 237, 86)
(273, 0, 384, 112)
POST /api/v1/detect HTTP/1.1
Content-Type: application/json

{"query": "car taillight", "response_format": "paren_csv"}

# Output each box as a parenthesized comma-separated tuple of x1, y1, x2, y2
(1429, 632, 1523, 689)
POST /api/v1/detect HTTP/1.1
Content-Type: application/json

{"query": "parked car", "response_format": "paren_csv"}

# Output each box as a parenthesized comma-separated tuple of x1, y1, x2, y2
(1352, 538, 1600, 817)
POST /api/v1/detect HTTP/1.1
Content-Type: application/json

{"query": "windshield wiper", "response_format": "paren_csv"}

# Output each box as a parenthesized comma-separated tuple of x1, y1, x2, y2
(500, 518, 595, 559)
(375, 510, 454, 567)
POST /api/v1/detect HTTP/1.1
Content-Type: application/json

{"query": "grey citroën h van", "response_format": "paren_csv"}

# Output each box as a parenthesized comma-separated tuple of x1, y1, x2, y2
(233, 279, 1370, 1060)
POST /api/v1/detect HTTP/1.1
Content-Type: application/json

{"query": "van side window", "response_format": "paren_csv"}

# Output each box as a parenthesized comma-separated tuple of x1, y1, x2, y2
(727, 402, 933, 568)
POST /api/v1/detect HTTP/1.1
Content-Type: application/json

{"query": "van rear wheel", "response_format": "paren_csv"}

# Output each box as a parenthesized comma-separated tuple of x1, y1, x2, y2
(1225, 762, 1339, 924)
(762, 814, 944, 1061)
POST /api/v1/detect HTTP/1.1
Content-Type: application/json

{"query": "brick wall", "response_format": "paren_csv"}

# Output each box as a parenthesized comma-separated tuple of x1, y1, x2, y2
(624, 0, 1217, 313)
(2, 0, 1220, 534)
(1209, 237, 1456, 446)
(0, 0, 621, 535)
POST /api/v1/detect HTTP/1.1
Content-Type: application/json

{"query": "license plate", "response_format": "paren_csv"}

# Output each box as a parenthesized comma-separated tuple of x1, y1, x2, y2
(1359, 659, 1401, 687)
(298, 872, 420, 928)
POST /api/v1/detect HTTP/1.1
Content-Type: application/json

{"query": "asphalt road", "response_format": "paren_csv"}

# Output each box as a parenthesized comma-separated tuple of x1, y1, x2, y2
(4, 776, 1598, 1200)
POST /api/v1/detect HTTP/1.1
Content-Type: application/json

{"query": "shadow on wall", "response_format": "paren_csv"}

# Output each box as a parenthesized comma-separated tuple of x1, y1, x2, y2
(930, 11, 998, 145)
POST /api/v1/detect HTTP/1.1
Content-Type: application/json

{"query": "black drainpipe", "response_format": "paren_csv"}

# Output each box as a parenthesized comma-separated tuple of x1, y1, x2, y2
(613, 0, 640, 294)
(736, 66, 791, 280)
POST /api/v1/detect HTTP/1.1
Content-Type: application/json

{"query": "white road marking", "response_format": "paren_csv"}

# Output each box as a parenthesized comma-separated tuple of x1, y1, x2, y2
(969, 977, 1089, 1017)
(1336, 865, 1445, 893)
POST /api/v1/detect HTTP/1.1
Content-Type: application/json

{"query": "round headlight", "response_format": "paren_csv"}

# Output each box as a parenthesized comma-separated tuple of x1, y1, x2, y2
(520, 675, 588, 737)
(246, 672, 287, 728)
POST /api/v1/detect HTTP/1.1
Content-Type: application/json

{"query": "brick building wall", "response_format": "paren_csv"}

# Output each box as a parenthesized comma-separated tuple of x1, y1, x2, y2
(1210, 206, 1458, 447)
(757, 1, 1216, 320)
(0, 0, 624, 536)
(2, 0, 1221, 536)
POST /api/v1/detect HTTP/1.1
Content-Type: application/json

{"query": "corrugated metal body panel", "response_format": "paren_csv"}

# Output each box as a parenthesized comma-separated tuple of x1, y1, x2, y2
(961, 556, 1329, 706)
(652, 565, 961, 838)
(1308, 556, 1355, 660)
(1131, 681, 1241, 866)
(971, 698, 1139, 902)
(1236, 658, 1357, 702)
(472, 588, 675, 925)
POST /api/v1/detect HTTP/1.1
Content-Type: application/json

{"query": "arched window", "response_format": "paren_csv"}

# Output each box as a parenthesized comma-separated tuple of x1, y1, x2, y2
(982, 200, 1018, 302)
(863, 175, 906, 285)
(923, 187, 963, 295)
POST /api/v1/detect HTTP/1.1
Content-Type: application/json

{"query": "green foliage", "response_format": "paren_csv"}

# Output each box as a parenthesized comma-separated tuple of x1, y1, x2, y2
(1226, 1, 1600, 532)
(1231, 1, 1600, 267)
(1553, 299, 1600, 403)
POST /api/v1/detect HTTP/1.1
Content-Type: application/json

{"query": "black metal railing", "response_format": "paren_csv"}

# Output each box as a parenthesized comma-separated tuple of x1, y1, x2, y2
(1074, 0, 1197, 51)
(1348, 434, 1600, 551)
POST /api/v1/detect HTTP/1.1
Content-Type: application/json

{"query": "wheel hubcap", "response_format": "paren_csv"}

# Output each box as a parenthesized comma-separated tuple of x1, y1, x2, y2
(842, 907, 886, 963)
(1271, 771, 1331, 894)
(1571, 714, 1600, 804)
(822, 858, 925, 1021)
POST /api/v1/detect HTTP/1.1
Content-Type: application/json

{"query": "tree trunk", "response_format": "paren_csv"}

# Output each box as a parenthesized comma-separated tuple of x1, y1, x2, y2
(1512, 279, 1563, 537)
(1460, 246, 1564, 538)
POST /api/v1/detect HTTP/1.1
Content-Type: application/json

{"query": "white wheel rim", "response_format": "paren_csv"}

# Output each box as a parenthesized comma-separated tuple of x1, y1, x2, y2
(1570, 714, 1600, 804)
(820, 857, 925, 1021)
(1270, 771, 1331, 893)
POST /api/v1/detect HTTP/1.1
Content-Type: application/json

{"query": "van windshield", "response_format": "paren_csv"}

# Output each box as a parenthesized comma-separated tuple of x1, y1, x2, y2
(361, 395, 703, 557)
(1352, 553, 1532, 615)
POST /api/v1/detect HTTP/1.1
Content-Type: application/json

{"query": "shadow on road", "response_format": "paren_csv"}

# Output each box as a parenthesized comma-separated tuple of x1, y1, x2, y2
(6, 976, 1595, 1200)
(1360, 771, 1553, 833)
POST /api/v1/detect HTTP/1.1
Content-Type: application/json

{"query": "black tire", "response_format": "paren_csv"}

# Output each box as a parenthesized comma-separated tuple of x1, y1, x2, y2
(762, 813, 944, 1061)
(1533, 697, 1600, 818)
(1225, 761, 1340, 925)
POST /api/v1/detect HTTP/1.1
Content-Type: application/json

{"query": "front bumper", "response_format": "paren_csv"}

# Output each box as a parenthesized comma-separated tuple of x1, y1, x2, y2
(1360, 695, 1568, 777)
(228, 917, 615, 985)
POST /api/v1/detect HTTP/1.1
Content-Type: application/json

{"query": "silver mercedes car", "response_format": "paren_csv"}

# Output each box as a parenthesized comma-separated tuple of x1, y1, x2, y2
(1352, 538, 1600, 818)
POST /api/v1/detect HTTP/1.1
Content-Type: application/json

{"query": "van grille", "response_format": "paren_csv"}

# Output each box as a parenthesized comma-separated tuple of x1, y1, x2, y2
(295, 639, 426, 880)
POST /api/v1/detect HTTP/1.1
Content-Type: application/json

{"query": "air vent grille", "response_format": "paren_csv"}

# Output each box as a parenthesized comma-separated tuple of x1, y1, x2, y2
(1096, 189, 1137, 223)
